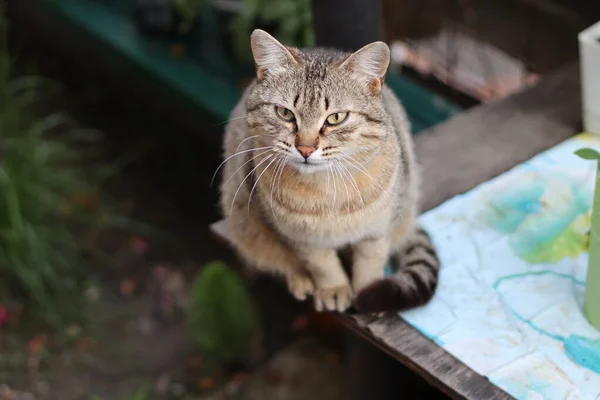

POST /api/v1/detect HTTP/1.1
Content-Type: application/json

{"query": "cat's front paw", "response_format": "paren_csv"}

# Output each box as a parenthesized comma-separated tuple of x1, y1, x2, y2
(314, 284, 353, 312)
(286, 273, 315, 301)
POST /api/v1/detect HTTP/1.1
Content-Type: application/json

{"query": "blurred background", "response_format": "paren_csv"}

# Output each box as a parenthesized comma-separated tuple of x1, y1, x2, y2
(0, 0, 598, 399)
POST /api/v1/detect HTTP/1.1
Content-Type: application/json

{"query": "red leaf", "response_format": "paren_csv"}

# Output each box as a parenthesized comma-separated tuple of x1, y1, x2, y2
(120, 279, 136, 297)
(0, 306, 7, 327)
(198, 376, 215, 391)
(291, 314, 310, 332)
(28, 335, 47, 356)
(129, 236, 149, 256)
(171, 43, 186, 58)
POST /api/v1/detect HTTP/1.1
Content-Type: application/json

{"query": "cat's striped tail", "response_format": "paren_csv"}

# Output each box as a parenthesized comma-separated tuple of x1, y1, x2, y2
(354, 226, 440, 313)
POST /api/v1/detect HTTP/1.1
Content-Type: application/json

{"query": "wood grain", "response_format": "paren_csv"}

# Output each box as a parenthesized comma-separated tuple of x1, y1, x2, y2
(210, 63, 581, 399)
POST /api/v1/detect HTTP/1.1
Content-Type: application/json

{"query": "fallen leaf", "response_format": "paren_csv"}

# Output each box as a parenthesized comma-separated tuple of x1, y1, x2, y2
(129, 236, 149, 256)
(186, 355, 203, 371)
(171, 43, 186, 57)
(120, 279, 136, 297)
(198, 376, 215, 391)
(0, 306, 7, 327)
(27, 335, 47, 356)
(231, 372, 250, 383)
(75, 336, 97, 353)
(291, 314, 310, 332)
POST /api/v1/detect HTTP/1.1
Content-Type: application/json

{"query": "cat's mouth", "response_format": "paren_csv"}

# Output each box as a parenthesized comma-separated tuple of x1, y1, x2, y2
(290, 159, 330, 174)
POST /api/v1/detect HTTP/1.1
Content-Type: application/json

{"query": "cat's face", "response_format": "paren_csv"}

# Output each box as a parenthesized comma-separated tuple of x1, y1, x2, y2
(246, 30, 391, 174)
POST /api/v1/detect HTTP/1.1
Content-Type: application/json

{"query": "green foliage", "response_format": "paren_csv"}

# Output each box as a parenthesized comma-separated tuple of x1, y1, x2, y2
(171, 0, 206, 34)
(230, 0, 314, 63)
(0, 3, 133, 327)
(575, 148, 600, 161)
(188, 261, 258, 373)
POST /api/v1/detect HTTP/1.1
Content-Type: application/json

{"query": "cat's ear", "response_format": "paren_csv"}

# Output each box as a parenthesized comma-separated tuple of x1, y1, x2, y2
(340, 42, 390, 94)
(250, 29, 298, 81)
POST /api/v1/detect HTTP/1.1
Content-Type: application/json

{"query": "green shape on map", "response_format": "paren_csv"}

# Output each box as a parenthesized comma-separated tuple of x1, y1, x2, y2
(512, 213, 590, 264)
(485, 171, 591, 264)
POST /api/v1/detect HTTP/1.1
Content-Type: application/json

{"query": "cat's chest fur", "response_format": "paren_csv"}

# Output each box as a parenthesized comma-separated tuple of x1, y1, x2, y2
(275, 203, 394, 248)
(257, 164, 399, 248)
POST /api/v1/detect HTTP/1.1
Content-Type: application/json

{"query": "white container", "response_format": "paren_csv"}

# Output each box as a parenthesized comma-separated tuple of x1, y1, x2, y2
(579, 21, 600, 136)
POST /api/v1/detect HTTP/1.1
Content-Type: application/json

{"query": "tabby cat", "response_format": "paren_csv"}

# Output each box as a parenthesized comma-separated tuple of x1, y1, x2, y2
(218, 29, 439, 313)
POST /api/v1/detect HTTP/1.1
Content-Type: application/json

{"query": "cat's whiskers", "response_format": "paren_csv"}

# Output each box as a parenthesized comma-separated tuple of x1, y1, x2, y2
(221, 149, 273, 189)
(274, 157, 284, 202)
(269, 156, 285, 221)
(230, 153, 275, 216)
(325, 162, 332, 199)
(342, 153, 393, 198)
(212, 145, 273, 187)
(337, 160, 365, 206)
(235, 134, 265, 152)
(278, 157, 293, 202)
(333, 161, 351, 214)
(247, 154, 280, 215)
(212, 115, 249, 127)
(331, 161, 338, 210)
(275, 157, 287, 196)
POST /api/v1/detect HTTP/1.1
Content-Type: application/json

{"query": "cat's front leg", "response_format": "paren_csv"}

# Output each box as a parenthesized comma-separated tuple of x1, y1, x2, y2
(294, 245, 352, 312)
(352, 236, 391, 293)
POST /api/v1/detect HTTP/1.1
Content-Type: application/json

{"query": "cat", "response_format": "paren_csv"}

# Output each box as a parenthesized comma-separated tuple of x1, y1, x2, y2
(218, 29, 439, 313)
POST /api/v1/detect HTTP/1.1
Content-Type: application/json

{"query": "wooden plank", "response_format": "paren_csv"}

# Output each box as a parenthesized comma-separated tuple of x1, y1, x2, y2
(338, 315, 513, 400)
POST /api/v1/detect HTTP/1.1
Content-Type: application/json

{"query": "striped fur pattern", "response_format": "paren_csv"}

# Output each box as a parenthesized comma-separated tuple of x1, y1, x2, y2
(354, 227, 439, 313)
(218, 29, 439, 313)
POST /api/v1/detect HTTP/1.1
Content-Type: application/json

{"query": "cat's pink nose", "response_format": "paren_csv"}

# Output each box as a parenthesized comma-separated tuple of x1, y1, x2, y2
(296, 145, 317, 159)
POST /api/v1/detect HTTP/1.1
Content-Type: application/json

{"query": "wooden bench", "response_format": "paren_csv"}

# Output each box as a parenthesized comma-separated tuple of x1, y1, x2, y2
(211, 63, 581, 400)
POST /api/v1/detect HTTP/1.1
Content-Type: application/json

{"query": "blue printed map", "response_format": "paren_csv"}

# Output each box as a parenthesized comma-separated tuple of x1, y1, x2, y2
(404, 133, 600, 399)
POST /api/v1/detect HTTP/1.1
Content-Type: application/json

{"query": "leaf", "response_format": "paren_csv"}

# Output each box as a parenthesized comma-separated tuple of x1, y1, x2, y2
(575, 148, 600, 161)
(198, 376, 216, 391)
(188, 261, 259, 373)
(120, 279, 136, 297)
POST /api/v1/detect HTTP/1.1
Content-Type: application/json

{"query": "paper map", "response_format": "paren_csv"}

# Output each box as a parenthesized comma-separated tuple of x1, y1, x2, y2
(402, 133, 600, 399)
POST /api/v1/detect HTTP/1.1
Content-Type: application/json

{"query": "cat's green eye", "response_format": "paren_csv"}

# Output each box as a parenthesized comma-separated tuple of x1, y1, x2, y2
(326, 112, 349, 125)
(275, 106, 295, 121)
